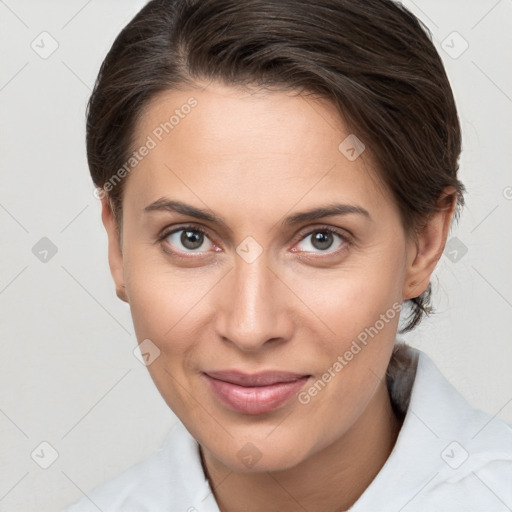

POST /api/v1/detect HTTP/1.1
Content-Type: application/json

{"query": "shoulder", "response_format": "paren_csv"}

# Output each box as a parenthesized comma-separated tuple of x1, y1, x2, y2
(351, 343, 512, 511)
(414, 346, 512, 510)
(63, 421, 218, 512)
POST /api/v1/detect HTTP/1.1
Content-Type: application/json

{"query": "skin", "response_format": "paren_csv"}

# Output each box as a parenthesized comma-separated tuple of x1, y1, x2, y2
(100, 82, 456, 511)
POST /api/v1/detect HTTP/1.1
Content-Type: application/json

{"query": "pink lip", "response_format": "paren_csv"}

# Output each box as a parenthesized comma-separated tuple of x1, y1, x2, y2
(203, 370, 310, 415)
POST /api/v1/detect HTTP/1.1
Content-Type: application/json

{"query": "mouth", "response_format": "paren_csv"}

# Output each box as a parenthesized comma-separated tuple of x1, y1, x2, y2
(203, 370, 311, 415)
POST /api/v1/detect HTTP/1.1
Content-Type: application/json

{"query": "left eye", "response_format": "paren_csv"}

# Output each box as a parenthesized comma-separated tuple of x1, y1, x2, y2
(296, 229, 345, 253)
(165, 228, 213, 252)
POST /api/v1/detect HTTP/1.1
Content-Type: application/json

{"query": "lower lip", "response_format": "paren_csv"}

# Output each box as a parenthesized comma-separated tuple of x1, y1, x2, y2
(204, 375, 310, 415)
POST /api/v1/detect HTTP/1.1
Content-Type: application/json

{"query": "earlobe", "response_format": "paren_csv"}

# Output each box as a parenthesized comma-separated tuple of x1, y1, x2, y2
(100, 197, 129, 303)
(403, 187, 457, 300)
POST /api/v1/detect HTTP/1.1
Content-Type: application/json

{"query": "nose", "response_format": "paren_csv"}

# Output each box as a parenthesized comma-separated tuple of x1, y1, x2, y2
(213, 254, 294, 352)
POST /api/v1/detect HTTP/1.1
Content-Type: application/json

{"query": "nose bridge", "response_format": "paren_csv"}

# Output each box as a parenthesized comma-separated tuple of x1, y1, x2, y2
(215, 252, 287, 351)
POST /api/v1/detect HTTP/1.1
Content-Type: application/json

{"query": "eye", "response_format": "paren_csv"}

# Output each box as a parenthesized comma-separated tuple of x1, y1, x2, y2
(295, 228, 347, 253)
(162, 226, 214, 253)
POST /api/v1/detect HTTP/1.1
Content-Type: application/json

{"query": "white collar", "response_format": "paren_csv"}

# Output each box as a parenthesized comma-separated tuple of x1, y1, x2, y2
(351, 343, 512, 510)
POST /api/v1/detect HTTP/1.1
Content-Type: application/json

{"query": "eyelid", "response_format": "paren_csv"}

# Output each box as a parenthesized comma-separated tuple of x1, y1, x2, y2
(159, 223, 210, 240)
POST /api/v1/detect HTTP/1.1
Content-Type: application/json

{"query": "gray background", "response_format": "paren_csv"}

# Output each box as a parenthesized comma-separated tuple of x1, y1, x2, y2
(0, 0, 511, 510)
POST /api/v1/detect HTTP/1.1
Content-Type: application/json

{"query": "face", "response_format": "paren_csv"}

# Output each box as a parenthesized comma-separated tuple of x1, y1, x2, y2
(102, 82, 450, 473)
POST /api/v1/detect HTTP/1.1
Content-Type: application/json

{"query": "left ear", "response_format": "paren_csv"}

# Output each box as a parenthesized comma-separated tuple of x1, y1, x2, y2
(403, 187, 457, 300)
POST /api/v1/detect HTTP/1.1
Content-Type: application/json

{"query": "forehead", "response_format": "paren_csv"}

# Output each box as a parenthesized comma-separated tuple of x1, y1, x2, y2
(125, 82, 392, 219)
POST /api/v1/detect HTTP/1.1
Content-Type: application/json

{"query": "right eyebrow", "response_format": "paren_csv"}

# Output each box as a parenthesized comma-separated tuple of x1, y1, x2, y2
(144, 198, 231, 231)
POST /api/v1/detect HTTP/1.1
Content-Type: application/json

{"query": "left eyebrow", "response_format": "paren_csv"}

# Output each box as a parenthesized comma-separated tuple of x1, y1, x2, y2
(281, 203, 371, 227)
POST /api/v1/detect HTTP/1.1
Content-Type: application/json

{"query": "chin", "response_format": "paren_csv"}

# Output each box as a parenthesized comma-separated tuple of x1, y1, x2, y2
(199, 423, 319, 473)
(224, 447, 310, 474)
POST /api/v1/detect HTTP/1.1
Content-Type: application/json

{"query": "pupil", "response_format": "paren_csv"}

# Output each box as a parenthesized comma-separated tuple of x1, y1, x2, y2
(312, 231, 333, 250)
(181, 230, 203, 250)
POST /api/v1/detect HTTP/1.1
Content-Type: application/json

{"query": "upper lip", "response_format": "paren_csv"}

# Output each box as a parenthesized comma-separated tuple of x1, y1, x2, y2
(204, 370, 310, 387)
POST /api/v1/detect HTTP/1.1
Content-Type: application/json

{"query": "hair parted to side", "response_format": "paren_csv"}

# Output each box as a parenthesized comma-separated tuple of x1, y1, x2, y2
(86, 0, 465, 332)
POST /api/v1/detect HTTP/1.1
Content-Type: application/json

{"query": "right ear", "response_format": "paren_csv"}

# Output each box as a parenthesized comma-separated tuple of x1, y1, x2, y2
(100, 196, 128, 303)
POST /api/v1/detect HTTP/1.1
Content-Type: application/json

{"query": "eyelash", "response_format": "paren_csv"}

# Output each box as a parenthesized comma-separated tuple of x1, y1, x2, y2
(157, 224, 351, 258)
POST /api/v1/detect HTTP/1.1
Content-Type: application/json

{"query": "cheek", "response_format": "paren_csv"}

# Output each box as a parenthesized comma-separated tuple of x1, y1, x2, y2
(122, 247, 181, 339)
(123, 248, 219, 363)
(293, 248, 405, 342)
(126, 273, 195, 346)
(123, 259, 208, 414)
(289, 241, 406, 411)
(292, 262, 403, 439)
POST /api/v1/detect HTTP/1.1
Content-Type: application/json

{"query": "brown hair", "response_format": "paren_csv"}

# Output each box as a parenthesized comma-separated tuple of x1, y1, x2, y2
(86, 0, 465, 331)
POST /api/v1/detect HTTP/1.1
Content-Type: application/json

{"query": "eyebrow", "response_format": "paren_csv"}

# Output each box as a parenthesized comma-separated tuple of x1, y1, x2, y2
(145, 198, 230, 230)
(282, 203, 371, 226)
(144, 198, 371, 229)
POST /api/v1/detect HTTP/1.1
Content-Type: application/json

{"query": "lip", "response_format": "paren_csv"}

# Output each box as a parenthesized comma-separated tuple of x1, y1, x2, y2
(203, 370, 311, 415)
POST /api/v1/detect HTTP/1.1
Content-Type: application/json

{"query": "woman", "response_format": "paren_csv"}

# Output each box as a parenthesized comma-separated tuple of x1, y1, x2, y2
(65, 0, 512, 510)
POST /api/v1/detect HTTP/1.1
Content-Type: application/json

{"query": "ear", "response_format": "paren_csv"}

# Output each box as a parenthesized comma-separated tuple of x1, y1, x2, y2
(403, 187, 457, 300)
(100, 197, 128, 303)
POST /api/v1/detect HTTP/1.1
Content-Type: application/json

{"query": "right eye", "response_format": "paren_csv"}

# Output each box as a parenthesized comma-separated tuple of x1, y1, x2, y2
(161, 225, 215, 254)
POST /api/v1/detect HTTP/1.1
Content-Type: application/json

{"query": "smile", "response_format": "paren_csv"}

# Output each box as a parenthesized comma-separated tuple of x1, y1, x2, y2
(203, 371, 311, 415)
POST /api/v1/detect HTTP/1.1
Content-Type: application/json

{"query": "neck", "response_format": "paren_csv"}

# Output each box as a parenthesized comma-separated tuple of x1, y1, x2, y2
(201, 381, 402, 512)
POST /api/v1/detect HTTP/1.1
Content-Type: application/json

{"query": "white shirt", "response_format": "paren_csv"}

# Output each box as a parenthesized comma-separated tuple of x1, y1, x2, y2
(64, 345, 512, 511)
